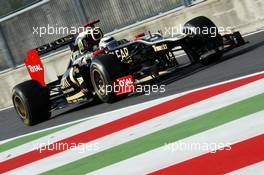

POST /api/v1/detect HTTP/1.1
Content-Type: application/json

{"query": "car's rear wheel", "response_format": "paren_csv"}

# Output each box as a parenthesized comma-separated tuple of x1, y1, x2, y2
(12, 80, 51, 126)
(183, 16, 223, 65)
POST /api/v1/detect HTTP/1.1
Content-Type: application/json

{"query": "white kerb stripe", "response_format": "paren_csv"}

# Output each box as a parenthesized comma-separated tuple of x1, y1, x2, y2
(226, 161, 264, 175)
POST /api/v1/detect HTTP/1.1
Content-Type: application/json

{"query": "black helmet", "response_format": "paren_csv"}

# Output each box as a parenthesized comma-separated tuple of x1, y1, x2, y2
(76, 27, 103, 54)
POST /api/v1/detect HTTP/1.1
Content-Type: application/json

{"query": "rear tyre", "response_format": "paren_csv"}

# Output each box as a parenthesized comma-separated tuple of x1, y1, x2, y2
(183, 16, 223, 65)
(90, 54, 129, 103)
(12, 80, 51, 126)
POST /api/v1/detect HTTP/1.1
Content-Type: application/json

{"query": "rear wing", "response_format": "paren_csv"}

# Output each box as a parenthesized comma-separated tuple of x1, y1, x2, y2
(36, 34, 76, 56)
(24, 20, 100, 87)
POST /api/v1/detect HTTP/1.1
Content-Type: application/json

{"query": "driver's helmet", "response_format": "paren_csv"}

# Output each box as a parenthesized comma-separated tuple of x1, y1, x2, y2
(99, 36, 119, 50)
(76, 27, 103, 54)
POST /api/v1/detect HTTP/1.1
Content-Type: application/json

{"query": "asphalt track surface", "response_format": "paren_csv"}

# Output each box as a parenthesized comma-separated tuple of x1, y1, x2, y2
(0, 31, 264, 141)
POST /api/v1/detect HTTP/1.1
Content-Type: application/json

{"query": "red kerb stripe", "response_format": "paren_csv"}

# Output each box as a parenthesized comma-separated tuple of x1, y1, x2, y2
(149, 134, 264, 175)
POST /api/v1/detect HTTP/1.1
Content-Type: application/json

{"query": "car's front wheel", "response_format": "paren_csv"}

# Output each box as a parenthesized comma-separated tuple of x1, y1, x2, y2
(90, 54, 129, 103)
(183, 16, 223, 65)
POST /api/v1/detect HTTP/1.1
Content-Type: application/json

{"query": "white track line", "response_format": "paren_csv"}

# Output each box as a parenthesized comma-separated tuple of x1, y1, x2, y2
(226, 161, 264, 175)
(243, 29, 264, 37)
(88, 111, 264, 175)
(0, 106, 13, 112)
(4, 78, 264, 175)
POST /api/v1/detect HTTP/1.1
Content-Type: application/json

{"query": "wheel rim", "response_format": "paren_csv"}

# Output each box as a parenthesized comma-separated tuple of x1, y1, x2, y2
(14, 95, 27, 120)
(92, 69, 107, 96)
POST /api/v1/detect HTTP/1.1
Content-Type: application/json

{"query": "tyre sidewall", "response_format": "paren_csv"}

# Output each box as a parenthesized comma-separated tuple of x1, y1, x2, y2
(12, 80, 51, 126)
(90, 54, 129, 103)
(183, 16, 223, 63)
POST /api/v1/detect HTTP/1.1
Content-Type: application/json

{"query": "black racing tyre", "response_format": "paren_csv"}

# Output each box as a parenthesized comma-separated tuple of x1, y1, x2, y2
(183, 16, 223, 65)
(90, 54, 129, 103)
(12, 80, 51, 126)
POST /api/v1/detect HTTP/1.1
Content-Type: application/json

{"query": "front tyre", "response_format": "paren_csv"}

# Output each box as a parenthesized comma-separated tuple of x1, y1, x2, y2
(183, 16, 223, 65)
(90, 54, 129, 103)
(12, 80, 51, 126)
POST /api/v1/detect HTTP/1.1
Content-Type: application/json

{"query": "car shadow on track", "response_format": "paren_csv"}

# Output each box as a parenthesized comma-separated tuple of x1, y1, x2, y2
(50, 99, 102, 119)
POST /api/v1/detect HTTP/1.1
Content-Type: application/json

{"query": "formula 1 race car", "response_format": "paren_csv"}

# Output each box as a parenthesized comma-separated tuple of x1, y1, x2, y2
(12, 16, 247, 125)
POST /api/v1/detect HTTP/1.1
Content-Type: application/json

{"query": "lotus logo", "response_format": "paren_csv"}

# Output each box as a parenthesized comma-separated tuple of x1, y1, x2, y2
(27, 65, 43, 73)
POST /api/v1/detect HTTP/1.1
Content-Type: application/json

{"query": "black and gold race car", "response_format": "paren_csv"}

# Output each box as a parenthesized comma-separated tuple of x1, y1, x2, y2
(12, 17, 247, 125)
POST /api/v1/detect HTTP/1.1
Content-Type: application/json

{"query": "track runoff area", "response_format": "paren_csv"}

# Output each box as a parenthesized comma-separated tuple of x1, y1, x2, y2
(1, 67, 264, 175)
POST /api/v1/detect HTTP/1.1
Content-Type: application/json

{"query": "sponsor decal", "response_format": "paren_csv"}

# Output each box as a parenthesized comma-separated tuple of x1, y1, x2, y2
(115, 47, 131, 63)
(113, 75, 135, 95)
(61, 79, 71, 89)
(152, 44, 168, 52)
(77, 77, 84, 85)
(36, 35, 75, 55)
(27, 65, 43, 73)
(24, 49, 46, 87)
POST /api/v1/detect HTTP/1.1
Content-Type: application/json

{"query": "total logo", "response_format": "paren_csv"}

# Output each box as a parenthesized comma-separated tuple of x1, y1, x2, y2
(27, 65, 43, 73)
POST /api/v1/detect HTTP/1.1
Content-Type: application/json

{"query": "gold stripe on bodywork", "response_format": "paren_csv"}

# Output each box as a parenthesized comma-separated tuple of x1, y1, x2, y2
(66, 91, 85, 101)
(69, 68, 79, 85)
